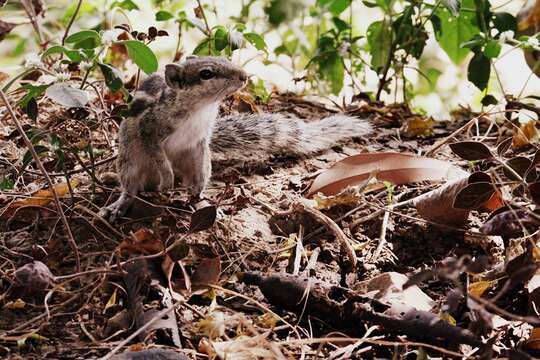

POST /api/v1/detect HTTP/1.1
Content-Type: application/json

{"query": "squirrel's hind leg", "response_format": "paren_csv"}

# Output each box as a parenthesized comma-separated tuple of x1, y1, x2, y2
(98, 191, 134, 222)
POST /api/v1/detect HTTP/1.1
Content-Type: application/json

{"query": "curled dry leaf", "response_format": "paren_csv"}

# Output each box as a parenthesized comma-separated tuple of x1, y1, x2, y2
(414, 172, 503, 227)
(414, 177, 471, 226)
(308, 152, 468, 197)
(10, 179, 80, 209)
(513, 120, 538, 148)
(118, 228, 164, 255)
(313, 186, 364, 210)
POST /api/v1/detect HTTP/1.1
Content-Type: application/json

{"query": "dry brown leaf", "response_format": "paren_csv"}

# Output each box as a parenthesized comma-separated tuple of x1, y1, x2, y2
(414, 177, 471, 226)
(468, 280, 498, 297)
(525, 327, 540, 350)
(308, 152, 468, 197)
(10, 179, 80, 208)
(118, 228, 164, 255)
(402, 116, 434, 137)
(518, 0, 540, 33)
(191, 256, 221, 287)
(512, 120, 538, 148)
(0, 71, 9, 84)
(234, 92, 260, 113)
(313, 186, 364, 210)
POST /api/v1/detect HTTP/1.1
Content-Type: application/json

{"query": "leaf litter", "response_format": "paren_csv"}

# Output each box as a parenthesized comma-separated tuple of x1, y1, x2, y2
(0, 89, 539, 359)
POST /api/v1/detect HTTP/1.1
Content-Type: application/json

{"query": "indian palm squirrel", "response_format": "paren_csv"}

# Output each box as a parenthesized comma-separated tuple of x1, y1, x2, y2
(99, 55, 372, 221)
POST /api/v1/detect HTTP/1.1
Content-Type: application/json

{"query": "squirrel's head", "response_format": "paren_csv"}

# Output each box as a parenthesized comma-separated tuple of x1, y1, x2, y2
(164, 56, 247, 101)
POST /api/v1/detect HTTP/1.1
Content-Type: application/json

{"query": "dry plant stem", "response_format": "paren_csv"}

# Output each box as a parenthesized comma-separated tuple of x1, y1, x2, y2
(62, 0, 83, 45)
(297, 203, 357, 269)
(21, 0, 43, 43)
(100, 301, 184, 360)
(0, 89, 81, 272)
(371, 206, 391, 261)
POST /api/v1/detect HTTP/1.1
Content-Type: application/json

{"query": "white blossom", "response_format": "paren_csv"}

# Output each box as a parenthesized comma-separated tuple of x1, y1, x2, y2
(80, 61, 93, 71)
(55, 71, 71, 82)
(101, 29, 121, 46)
(338, 42, 350, 57)
(527, 36, 539, 48)
(24, 53, 43, 69)
(228, 29, 244, 48)
(498, 30, 514, 44)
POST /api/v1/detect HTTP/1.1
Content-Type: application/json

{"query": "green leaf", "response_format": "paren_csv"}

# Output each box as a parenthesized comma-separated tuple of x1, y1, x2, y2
(483, 40, 501, 58)
(328, 0, 351, 15)
(367, 19, 392, 71)
(111, 0, 139, 10)
(98, 63, 123, 92)
(23, 145, 49, 167)
(41, 45, 67, 58)
(0, 177, 14, 190)
(25, 97, 38, 121)
(434, 0, 480, 64)
(481, 94, 498, 106)
(155, 10, 174, 21)
(65, 30, 101, 44)
(248, 78, 271, 103)
(468, 51, 491, 90)
(493, 12, 517, 34)
(121, 40, 158, 74)
(214, 26, 228, 51)
(41, 46, 83, 62)
(244, 32, 267, 50)
(193, 38, 211, 55)
(332, 17, 350, 33)
(320, 52, 344, 95)
(18, 84, 49, 108)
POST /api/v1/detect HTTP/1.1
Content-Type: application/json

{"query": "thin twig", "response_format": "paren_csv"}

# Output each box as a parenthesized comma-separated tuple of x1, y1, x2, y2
(297, 202, 357, 269)
(62, 0, 83, 45)
(0, 89, 81, 272)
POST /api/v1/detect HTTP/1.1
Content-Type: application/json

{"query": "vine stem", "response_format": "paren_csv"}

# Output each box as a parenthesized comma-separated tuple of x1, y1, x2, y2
(0, 89, 81, 273)
(62, 0, 83, 45)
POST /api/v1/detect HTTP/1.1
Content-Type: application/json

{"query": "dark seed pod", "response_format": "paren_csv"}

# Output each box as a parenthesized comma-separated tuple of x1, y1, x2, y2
(148, 26, 157, 39)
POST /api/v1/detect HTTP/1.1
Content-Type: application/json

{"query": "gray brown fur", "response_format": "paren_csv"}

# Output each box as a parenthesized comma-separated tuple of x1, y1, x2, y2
(99, 56, 372, 221)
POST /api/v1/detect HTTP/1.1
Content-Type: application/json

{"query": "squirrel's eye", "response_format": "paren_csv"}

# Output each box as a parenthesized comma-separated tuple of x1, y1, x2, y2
(200, 69, 214, 80)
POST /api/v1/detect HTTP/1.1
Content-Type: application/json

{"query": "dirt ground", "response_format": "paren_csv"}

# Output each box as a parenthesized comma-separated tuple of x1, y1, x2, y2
(0, 90, 538, 359)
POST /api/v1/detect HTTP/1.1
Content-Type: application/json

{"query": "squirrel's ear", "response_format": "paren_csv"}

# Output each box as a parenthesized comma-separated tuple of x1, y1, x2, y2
(165, 64, 183, 88)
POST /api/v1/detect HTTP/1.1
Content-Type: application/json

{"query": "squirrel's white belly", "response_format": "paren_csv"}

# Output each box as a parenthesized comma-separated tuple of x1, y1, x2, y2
(163, 103, 218, 156)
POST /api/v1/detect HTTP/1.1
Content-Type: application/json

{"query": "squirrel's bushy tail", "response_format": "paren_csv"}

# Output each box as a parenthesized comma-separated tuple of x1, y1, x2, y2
(211, 113, 372, 155)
